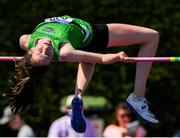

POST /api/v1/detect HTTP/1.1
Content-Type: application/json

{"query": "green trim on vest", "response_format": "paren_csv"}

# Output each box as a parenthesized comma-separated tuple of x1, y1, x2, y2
(28, 15, 94, 61)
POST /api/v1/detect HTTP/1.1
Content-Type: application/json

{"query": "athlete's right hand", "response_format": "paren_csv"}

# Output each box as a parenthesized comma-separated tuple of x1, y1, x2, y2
(118, 51, 134, 63)
(118, 51, 127, 61)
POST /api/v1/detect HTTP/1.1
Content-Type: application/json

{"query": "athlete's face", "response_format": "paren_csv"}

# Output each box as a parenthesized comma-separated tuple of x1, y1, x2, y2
(29, 38, 54, 66)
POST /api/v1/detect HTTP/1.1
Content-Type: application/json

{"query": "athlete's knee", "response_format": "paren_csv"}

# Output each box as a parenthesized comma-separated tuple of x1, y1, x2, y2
(148, 29, 159, 45)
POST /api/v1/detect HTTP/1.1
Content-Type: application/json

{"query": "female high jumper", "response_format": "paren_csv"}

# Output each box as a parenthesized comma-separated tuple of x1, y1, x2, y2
(10, 15, 159, 133)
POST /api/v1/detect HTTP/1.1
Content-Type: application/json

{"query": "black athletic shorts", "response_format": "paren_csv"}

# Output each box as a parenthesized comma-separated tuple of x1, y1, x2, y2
(78, 24, 109, 52)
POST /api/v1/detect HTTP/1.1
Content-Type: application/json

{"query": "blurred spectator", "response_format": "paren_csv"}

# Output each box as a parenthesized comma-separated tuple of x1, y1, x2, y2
(0, 106, 35, 137)
(0, 108, 16, 137)
(103, 103, 147, 137)
(48, 95, 97, 137)
(173, 130, 180, 137)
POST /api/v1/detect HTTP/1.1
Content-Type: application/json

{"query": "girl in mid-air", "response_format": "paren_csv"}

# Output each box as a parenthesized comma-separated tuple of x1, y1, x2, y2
(10, 15, 159, 133)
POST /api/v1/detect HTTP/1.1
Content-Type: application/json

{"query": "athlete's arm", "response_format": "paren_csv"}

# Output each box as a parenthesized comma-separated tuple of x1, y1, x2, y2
(19, 34, 31, 51)
(59, 43, 127, 64)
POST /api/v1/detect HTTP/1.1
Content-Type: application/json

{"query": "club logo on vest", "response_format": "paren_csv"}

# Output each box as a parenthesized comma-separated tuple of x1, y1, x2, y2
(44, 27, 54, 35)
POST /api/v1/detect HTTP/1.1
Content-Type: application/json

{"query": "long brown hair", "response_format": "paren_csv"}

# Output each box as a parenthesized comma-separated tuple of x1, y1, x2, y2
(9, 52, 48, 114)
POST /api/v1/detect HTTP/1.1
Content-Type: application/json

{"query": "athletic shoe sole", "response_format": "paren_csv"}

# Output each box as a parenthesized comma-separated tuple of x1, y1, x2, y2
(125, 101, 158, 125)
(71, 97, 86, 133)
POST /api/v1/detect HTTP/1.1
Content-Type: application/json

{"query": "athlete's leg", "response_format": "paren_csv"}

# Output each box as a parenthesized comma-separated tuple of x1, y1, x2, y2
(107, 23, 159, 124)
(71, 62, 95, 133)
(107, 23, 159, 98)
(75, 62, 95, 96)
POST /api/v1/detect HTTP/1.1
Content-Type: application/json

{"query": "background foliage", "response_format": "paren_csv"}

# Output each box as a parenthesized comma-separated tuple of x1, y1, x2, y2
(0, 0, 180, 136)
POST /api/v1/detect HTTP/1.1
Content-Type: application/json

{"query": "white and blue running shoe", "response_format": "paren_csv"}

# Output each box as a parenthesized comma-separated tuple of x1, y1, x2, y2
(71, 96, 86, 133)
(126, 93, 159, 124)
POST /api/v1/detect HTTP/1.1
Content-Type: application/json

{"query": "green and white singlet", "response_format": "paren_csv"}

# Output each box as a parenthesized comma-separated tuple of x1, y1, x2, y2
(28, 15, 94, 61)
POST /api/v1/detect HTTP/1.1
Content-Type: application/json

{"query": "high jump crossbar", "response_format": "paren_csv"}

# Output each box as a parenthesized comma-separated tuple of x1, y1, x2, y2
(0, 56, 23, 61)
(0, 56, 180, 62)
(124, 57, 180, 62)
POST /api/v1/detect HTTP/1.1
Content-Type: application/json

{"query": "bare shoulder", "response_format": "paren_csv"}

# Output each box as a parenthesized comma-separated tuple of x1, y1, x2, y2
(59, 42, 74, 55)
(19, 34, 31, 50)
